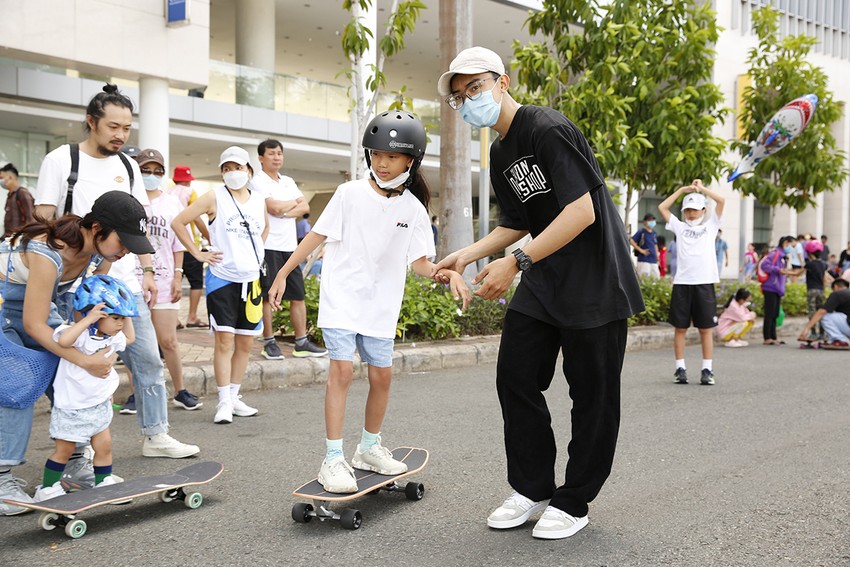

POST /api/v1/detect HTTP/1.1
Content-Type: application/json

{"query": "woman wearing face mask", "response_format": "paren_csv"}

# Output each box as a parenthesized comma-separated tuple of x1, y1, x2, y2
(172, 147, 269, 425)
(759, 235, 804, 345)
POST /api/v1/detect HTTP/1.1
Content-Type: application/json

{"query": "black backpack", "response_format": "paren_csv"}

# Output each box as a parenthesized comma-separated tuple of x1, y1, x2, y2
(64, 143, 135, 215)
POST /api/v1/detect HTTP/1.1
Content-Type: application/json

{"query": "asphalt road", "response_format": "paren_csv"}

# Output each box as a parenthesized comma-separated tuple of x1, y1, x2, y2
(3, 343, 850, 566)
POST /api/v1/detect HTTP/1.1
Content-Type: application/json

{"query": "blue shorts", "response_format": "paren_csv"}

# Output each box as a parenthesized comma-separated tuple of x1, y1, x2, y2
(322, 328, 394, 368)
(49, 399, 113, 444)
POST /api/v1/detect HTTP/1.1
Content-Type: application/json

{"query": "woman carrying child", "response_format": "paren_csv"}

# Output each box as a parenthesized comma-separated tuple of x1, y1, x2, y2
(716, 288, 756, 347)
(268, 111, 469, 493)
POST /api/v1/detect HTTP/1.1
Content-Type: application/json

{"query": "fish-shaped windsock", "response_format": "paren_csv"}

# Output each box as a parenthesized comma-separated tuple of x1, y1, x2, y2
(728, 93, 818, 182)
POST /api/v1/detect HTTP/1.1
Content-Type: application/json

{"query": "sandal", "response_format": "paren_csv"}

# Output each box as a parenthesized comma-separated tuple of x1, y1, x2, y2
(185, 321, 209, 328)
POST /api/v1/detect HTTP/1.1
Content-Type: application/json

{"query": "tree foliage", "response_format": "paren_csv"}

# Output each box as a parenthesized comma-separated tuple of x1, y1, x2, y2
(732, 5, 847, 211)
(512, 0, 729, 222)
(341, 0, 426, 177)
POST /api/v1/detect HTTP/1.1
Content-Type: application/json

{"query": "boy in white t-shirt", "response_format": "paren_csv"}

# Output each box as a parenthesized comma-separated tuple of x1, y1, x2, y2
(658, 180, 725, 386)
(34, 275, 136, 502)
(268, 111, 470, 493)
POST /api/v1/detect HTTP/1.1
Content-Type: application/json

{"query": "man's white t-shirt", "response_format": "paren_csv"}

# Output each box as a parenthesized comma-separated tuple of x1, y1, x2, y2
(312, 179, 435, 339)
(52, 325, 125, 410)
(666, 211, 722, 285)
(35, 144, 149, 294)
(251, 170, 303, 252)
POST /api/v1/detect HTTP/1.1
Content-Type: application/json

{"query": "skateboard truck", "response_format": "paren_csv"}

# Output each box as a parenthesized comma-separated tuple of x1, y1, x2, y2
(292, 481, 425, 530)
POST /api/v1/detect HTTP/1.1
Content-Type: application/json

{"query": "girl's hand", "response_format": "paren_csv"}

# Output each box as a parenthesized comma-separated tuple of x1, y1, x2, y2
(438, 270, 472, 311)
(170, 277, 183, 303)
(197, 249, 224, 265)
(268, 276, 288, 311)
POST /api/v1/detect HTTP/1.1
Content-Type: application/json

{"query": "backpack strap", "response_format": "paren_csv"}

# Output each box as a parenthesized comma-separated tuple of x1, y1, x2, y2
(64, 143, 80, 215)
(64, 144, 135, 215)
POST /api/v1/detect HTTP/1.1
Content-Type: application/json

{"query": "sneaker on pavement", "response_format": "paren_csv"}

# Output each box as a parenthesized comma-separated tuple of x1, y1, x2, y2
(351, 437, 407, 475)
(317, 457, 358, 493)
(532, 506, 589, 539)
(292, 338, 328, 358)
(142, 433, 200, 458)
(724, 339, 745, 348)
(231, 396, 258, 417)
(120, 394, 137, 415)
(674, 367, 688, 384)
(173, 389, 203, 410)
(261, 340, 285, 360)
(700, 368, 715, 385)
(0, 472, 35, 515)
(823, 340, 850, 350)
(487, 491, 549, 529)
(96, 475, 132, 505)
(214, 400, 233, 424)
(33, 481, 66, 503)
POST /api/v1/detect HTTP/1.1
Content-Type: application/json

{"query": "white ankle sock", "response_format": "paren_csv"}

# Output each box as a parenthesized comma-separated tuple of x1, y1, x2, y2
(702, 359, 712, 371)
(217, 386, 230, 404)
(675, 359, 686, 370)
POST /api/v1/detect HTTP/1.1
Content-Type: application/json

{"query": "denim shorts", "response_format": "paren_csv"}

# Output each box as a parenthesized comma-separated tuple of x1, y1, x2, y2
(322, 328, 394, 368)
(49, 399, 113, 444)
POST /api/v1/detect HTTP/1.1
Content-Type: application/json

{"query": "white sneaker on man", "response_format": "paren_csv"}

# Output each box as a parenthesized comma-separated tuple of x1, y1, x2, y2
(531, 506, 589, 539)
(33, 481, 66, 503)
(0, 473, 35, 515)
(231, 396, 258, 417)
(142, 433, 200, 458)
(214, 400, 233, 424)
(487, 491, 549, 529)
(351, 438, 407, 475)
(317, 457, 358, 493)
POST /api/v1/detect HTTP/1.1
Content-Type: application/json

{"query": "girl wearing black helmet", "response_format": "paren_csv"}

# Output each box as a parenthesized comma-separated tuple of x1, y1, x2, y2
(268, 110, 470, 494)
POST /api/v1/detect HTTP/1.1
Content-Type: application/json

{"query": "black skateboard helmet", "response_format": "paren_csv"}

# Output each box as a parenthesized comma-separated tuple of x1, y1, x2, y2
(362, 110, 427, 177)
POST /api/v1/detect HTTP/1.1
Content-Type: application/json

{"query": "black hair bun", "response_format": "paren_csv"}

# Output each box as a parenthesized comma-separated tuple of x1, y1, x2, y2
(103, 83, 119, 94)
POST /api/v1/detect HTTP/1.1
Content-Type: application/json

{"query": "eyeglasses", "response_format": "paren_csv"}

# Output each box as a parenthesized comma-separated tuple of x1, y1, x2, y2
(445, 76, 499, 110)
(140, 167, 165, 177)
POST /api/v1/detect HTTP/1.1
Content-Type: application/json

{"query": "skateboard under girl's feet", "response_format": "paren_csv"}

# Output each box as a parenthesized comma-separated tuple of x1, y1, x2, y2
(291, 447, 428, 530)
(2, 461, 223, 539)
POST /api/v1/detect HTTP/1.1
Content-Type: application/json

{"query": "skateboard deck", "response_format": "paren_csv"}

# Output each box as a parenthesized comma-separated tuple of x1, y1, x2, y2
(3, 461, 223, 539)
(292, 447, 428, 530)
(799, 338, 821, 349)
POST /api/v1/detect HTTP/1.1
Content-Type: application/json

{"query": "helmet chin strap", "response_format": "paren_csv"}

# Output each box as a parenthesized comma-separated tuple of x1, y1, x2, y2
(369, 171, 407, 198)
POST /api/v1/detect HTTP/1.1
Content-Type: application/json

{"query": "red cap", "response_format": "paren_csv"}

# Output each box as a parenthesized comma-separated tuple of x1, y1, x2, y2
(172, 165, 195, 182)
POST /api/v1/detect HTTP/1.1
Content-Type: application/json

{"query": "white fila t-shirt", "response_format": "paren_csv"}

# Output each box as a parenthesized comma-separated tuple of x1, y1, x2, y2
(312, 179, 435, 338)
(35, 144, 149, 294)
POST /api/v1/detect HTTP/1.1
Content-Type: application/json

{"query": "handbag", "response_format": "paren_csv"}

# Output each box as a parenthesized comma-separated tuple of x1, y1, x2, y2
(0, 249, 60, 409)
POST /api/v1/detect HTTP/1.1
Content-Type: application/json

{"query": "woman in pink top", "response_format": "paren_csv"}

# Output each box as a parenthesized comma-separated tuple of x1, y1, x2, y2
(717, 288, 757, 347)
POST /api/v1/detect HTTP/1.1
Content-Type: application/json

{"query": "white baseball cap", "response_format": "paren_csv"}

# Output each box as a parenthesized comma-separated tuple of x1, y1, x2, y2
(218, 146, 250, 167)
(682, 193, 707, 210)
(438, 46, 506, 97)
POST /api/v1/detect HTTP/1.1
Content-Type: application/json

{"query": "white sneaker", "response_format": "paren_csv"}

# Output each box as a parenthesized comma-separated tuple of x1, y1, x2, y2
(214, 400, 233, 424)
(96, 475, 132, 505)
(724, 339, 745, 348)
(0, 472, 35, 515)
(487, 491, 549, 529)
(532, 506, 589, 539)
(142, 433, 201, 458)
(317, 456, 358, 494)
(351, 437, 407, 475)
(33, 481, 66, 503)
(231, 396, 258, 417)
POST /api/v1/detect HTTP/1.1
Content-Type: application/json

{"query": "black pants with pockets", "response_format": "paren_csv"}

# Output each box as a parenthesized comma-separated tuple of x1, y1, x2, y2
(496, 310, 627, 518)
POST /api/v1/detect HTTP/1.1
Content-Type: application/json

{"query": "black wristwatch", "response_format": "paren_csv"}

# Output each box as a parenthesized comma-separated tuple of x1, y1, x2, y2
(512, 248, 533, 272)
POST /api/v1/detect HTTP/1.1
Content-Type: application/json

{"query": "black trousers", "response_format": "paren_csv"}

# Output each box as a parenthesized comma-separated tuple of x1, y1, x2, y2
(763, 291, 780, 340)
(496, 310, 627, 518)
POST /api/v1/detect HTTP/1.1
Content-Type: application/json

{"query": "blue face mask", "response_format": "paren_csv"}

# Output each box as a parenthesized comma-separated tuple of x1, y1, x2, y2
(459, 85, 502, 128)
(783, 246, 793, 254)
(647, 220, 657, 228)
(141, 174, 161, 191)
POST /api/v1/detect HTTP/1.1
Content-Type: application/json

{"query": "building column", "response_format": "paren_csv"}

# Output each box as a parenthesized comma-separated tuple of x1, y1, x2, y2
(138, 77, 170, 170)
(235, 0, 275, 108)
(349, 0, 376, 178)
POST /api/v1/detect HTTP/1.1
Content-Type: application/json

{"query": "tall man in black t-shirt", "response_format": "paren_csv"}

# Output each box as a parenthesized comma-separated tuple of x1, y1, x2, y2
(435, 47, 644, 540)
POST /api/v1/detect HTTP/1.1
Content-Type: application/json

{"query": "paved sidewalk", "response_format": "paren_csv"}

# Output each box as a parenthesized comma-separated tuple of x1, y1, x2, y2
(105, 292, 807, 403)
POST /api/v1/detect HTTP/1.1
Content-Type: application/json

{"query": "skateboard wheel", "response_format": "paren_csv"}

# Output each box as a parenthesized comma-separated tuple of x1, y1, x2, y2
(340, 508, 362, 530)
(160, 490, 177, 503)
(39, 512, 58, 531)
(184, 492, 203, 509)
(292, 502, 313, 523)
(65, 519, 87, 539)
(405, 482, 425, 501)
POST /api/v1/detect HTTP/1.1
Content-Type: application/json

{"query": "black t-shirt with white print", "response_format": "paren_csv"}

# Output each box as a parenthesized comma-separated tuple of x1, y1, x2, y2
(490, 105, 644, 330)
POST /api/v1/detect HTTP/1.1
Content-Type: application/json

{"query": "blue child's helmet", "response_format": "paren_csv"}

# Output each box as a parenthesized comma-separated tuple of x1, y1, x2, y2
(73, 275, 138, 317)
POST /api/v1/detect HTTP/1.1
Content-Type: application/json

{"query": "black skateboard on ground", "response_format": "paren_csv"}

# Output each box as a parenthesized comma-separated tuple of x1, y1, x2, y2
(3, 461, 223, 539)
(291, 447, 428, 530)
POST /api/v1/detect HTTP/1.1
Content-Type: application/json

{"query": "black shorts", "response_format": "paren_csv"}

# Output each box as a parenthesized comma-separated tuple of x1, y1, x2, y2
(206, 275, 263, 335)
(260, 249, 305, 301)
(668, 284, 717, 329)
(183, 253, 204, 290)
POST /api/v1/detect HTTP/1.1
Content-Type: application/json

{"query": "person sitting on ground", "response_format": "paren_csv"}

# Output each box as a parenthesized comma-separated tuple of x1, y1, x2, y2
(33, 275, 135, 502)
(797, 278, 850, 349)
(716, 288, 756, 348)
